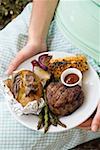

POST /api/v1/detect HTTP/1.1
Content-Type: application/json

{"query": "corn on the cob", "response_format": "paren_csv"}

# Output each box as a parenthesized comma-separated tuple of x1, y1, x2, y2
(48, 55, 88, 79)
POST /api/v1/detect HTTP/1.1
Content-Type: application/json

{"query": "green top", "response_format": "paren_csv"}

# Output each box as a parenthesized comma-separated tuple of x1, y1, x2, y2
(55, 0, 100, 64)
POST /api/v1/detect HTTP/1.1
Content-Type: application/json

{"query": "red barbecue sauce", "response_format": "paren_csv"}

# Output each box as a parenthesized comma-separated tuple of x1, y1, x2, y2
(64, 73, 79, 84)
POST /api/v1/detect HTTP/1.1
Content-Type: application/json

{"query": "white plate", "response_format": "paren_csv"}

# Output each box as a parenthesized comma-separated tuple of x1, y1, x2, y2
(5, 51, 100, 133)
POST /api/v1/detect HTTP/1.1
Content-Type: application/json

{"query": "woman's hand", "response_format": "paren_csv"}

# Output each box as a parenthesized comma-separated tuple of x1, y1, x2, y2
(79, 102, 100, 132)
(6, 0, 59, 75)
(6, 39, 47, 75)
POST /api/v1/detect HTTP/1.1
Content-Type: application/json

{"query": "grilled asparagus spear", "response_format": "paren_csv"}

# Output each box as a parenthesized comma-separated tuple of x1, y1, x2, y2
(44, 105, 50, 133)
(37, 89, 67, 133)
(37, 109, 44, 130)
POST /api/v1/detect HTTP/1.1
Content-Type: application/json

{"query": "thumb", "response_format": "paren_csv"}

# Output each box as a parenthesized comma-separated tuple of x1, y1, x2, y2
(91, 104, 100, 132)
(6, 48, 35, 75)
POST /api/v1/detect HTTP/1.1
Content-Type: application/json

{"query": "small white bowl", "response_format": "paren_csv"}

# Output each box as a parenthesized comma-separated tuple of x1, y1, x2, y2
(61, 68, 82, 87)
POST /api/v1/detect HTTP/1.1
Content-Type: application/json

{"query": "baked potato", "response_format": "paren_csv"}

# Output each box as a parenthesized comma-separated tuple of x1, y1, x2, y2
(5, 70, 43, 107)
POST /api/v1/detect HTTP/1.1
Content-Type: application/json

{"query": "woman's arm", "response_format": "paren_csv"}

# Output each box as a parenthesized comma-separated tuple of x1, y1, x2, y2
(91, 103, 100, 131)
(29, 0, 59, 43)
(6, 0, 59, 75)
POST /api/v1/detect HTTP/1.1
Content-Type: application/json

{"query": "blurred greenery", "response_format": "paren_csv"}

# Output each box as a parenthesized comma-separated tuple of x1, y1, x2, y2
(0, 0, 32, 28)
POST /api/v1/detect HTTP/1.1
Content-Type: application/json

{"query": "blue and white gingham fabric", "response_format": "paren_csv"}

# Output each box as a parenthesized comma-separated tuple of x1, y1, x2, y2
(0, 3, 100, 150)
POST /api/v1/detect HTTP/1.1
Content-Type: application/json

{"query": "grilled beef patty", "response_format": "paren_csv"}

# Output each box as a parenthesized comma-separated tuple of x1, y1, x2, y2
(46, 82, 84, 116)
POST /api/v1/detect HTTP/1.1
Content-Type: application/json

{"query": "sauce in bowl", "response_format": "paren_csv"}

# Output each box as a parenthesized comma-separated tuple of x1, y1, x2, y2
(64, 73, 79, 84)
(61, 68, 82, 87)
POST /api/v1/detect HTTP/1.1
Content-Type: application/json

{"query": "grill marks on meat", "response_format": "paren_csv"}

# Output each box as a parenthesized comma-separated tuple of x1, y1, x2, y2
(46, 82, 84, 116)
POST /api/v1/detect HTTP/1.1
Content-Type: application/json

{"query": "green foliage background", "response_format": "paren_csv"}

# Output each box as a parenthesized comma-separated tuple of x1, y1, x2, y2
(0, 0, 32, 28)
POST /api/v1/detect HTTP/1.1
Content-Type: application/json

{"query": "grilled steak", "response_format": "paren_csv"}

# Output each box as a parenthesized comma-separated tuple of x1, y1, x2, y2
(46, 82, 84, 116)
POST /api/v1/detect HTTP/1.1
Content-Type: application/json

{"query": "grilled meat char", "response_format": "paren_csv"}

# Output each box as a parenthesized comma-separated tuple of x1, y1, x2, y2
(46, 82, 84, 116)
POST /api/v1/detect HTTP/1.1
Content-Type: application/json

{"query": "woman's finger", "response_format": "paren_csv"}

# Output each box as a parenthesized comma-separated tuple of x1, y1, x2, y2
(6, 41, 47, 75)
(91, 104, 100, 132)
(6, 47, 35, 75)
